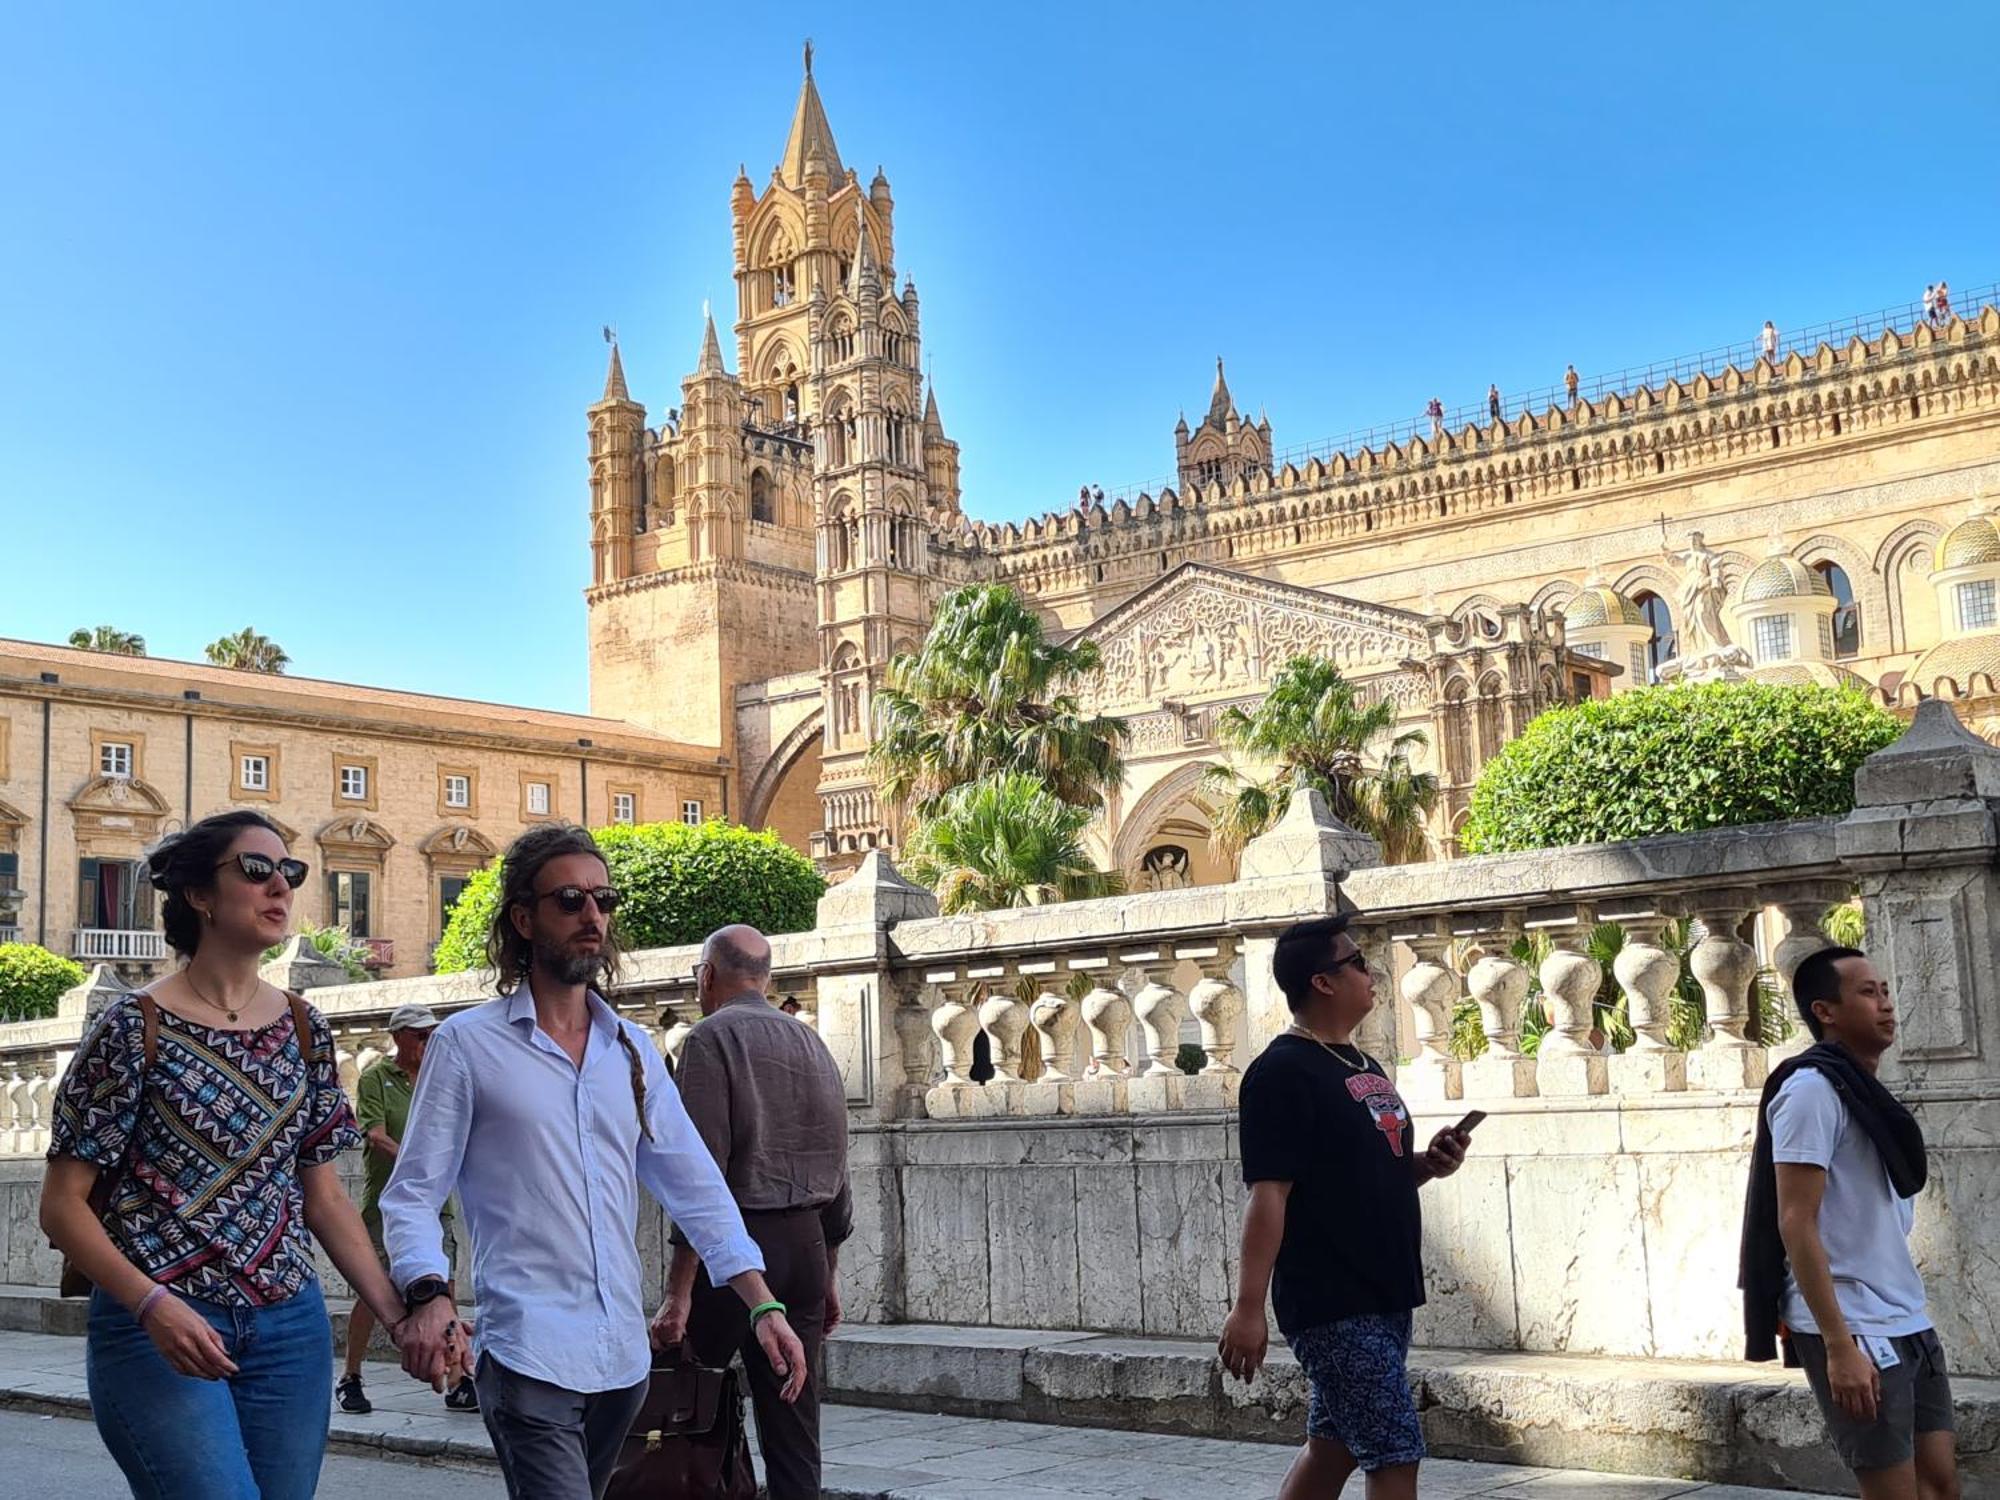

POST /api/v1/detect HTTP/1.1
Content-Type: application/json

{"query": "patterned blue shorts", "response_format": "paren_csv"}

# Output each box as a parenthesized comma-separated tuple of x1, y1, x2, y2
(1287, 1311, 1425, 1471)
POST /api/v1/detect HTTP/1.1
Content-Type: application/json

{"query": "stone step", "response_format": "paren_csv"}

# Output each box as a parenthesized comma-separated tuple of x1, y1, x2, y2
(822, 1323, 2000, 1496)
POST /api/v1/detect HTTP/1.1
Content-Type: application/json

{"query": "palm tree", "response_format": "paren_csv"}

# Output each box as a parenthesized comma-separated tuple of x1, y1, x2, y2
(900, 773, 1123, 915)
(67, 626, 146, 656)
(1202, 655, 1439, 863)
(868, 584, 1128, 816)
(204, 628, 290, 674)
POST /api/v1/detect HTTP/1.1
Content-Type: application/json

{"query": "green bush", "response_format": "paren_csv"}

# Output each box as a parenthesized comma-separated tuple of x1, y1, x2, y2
(1462, 682, 1904, 854)
(432, 821, 826, 975)
(0, 943, 86, 1023)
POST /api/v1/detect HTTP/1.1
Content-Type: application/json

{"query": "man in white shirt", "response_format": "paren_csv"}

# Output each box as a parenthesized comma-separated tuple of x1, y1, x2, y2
(383, 825, 806, 1500)
(1758, 947, 1957, 1500)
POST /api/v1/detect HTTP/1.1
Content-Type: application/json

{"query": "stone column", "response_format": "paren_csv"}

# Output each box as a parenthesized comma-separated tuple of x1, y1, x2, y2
(1024, 984, 1081, 1116)
(1128, 950, 1190, 1113)
(1836, 701, 2000, 1091)
(1768, 882, 1848, 1064)
(1396, 920, 1462, 1103)
(1608, 913, 1687, 1094)
(0, 1061, 19, 1152)
(1352, 926, 1400, 1070)
(891, 991, 937, 1111)
(1687, 895, 1766, 1092)
(1463, 919, 1537, 1098)
(925, 977, 982, 1117)
(1073, 966, 1133, 1115)
(1535, 905, 1608, 1096)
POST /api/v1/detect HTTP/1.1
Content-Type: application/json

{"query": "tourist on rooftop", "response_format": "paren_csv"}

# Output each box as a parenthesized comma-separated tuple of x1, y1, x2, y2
(1426, 396, 1444, 441)
(1487, 383, 1502, 423)
(1092, 484, 1105, 504)
(1935, 280, 1951, 325)
(1564, 364, 1579, 406)
(1763, 321, 1780, 362)
(1924, 285, 1939, 329)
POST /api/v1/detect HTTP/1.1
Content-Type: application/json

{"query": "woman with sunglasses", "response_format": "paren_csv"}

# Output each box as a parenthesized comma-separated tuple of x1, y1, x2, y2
(39, 809, 413, 1499)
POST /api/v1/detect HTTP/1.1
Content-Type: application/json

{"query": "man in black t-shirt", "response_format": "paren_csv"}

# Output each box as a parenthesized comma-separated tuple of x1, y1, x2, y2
(1218, 913, 1470, 1500)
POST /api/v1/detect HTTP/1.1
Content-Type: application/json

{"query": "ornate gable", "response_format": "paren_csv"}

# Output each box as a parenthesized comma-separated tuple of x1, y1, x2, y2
(1072, 564, 1430, 713)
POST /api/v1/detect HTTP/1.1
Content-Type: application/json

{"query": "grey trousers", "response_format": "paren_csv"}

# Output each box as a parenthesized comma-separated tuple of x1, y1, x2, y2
(474, 1352, 649, 1500)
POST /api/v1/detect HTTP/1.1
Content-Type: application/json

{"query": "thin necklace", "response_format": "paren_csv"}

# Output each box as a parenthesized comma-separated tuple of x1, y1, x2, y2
(185, 970, 251, 1024)
(1288, 1024, 1370, 1072)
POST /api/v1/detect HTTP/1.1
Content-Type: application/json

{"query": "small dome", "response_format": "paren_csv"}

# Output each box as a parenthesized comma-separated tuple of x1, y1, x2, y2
(1905, 635, 2000, 695)
(1740, 555, 1832, 603)
(1561, 583, 1645, 628)
(1749, 661, 1870, 691)
(1937, 513, 2000, 570)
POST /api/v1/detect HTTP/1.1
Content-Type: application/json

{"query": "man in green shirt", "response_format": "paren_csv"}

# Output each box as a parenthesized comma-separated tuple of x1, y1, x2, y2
(337, 1004, 475, 1414)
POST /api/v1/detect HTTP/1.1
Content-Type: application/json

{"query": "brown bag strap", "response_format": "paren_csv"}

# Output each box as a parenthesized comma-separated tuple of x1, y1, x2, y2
(285, 990, 323, 1065)
(135, 993, 160, 1071)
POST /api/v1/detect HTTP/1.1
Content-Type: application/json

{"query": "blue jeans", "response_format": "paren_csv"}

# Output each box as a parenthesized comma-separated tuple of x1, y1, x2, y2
(86, 1281, 333, 1499)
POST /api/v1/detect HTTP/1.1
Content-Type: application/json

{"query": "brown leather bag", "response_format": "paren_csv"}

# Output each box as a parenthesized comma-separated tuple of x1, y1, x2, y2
(56, 991, 321, 1297)
(605, 1343, 756, 1500)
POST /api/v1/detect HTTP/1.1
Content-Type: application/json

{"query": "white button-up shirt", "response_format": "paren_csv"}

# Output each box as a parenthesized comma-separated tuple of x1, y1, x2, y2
(381, 986, 764, 1392)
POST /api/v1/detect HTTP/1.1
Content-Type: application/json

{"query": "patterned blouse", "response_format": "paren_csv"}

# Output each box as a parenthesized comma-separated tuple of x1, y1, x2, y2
(48, 994, 361, 1307)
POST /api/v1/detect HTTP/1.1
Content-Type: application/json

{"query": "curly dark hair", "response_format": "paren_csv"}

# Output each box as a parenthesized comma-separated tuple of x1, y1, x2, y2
(143, 810, 286, 959)
(485, 823, 623, 988)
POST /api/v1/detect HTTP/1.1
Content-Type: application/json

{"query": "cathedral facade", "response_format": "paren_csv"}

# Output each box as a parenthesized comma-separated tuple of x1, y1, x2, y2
(588, 56, 2000, 885)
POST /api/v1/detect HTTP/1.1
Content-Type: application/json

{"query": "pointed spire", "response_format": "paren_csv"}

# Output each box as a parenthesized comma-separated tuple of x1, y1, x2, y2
(847, 200, 878, 300)
(697, 302, 725, 376)
(779, 42, 844, 187)
(923, 383, 943, 432)
(601, 341, 630, 402)
(1208, 357, 1234, 424)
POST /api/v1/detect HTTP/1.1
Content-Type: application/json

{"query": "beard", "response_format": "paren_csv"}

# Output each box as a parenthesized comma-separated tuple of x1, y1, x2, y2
(532, 936, 606, 988)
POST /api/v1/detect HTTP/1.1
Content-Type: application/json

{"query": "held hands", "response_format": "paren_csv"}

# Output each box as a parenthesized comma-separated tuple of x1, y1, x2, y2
(1422, 1126, 1469, 1180)
(397, 1296, 468, 1392)
(1828, 1337, 1882, 1421)
(753, 1311, 809, 1403)
(1216, 1301, 1269, 1383)
(649, 1289, 692, 1351)
(139, 1292, 239, 1381)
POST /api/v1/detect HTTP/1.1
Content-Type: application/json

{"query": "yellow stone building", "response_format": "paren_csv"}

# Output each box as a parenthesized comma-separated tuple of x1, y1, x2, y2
(589, 54, 2000, 882)
(0, 641, 729, 978)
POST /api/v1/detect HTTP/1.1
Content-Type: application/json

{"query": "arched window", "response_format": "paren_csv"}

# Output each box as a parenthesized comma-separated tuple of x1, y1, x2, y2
(825, 500, 854, 572)
(750, 469, 775, 525)
(1814, 561, 1860, 658)
(1634, 591, 1676, 682)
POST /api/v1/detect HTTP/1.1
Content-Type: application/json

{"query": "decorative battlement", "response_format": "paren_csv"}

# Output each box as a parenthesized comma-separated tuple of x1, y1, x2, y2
(945, 298, 2000, 591)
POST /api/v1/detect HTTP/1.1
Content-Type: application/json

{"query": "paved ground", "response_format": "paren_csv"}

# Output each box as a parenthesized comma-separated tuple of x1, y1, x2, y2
(0, 1330, 1849, 1498)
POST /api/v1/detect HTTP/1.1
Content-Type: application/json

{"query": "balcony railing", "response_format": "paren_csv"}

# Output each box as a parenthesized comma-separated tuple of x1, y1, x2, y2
(0, 927, 18, 947)
(72, 929, 169, 962)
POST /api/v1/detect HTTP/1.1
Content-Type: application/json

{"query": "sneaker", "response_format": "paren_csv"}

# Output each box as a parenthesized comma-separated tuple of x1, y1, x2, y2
(336, 1373, 372, 1415)
(444, 1376, 480, 1412)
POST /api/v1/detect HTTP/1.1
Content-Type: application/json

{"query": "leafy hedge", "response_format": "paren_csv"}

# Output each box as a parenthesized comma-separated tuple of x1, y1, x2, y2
(1461, 682, 1904, 854)
(433, 821, 825, 974)
(0, 943, 86, 1023)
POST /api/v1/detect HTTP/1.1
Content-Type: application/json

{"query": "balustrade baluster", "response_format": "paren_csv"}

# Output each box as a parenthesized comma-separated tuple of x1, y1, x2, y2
(1534, 905, 1608, 1096)
(1071, 962, 1132, 1115)
(27, 1061, 55, 1156)
(1396, 919, 1462, 1102)
(1125, 950, 1189, 1113)
(1024, 978, 1082, 1118)
(1463, 916, 1537, 1098)
(924, 977, 983, 1118)
(1689, 895, 1768, 1091)
(0, 1062, 19, 1152)
(1607, 911, 1687, 1094)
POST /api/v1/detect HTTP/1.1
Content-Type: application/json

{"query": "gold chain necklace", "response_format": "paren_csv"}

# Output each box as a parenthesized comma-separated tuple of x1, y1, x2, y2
(1288, 1024, 1370, 1072)
(185, 971, 252, 1024)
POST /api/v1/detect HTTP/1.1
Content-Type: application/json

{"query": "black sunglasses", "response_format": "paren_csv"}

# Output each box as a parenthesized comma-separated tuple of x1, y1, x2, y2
(218, 852, 309, 889)
(534, 885, 621, 916)
(1322, 950, 1369, 976)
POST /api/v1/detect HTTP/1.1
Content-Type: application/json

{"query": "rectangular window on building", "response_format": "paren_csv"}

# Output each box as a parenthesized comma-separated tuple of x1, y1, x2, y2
(339, 765, 369, 801)
(612, 792, 636, 824)
(240, 755, 270, 792)
(1818, 617, 1836, 658)
(1571, 640, 1608, 660)
(1957, 579, 1998, 631)
(1629, 646, 1649, 685)
(443, 774, 471, 809)
(682, 799, 703, 826)
(1752, 615, 1793, 663)
(78, 857, 151, 931)
(439, 875, 468, 939)
(329, 870, 372, 938)
(526, 781, 550, 816)
(100, 742, 133, 779)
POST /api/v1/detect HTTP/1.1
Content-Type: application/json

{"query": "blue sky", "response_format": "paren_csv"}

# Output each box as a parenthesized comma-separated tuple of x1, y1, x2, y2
(2, 3, 1991, 712)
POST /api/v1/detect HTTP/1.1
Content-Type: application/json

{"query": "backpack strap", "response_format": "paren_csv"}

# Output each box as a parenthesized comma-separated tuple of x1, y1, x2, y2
(284, 990, 323, 1065)
(613, 1023, 656, 1145)
(134, 993, 160, 1071)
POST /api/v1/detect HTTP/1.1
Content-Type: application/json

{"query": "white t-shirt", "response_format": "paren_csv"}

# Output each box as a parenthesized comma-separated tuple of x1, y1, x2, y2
(1767, 1068, 1929, 1338)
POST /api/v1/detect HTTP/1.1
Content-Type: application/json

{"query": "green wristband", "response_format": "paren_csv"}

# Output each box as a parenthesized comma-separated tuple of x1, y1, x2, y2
(749, 1299, 786, 1325)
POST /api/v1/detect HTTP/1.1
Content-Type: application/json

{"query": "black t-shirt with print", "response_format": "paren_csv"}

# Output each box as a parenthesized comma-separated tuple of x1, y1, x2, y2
(1238, 1032, 1424, 1336)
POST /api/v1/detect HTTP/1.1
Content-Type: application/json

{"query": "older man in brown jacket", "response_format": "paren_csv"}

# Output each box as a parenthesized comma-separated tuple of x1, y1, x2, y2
(650, 925, 851, 1500)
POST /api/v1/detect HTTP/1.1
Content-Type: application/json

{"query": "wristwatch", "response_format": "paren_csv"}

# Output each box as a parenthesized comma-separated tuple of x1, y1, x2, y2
(403, 1276, 450, 1314)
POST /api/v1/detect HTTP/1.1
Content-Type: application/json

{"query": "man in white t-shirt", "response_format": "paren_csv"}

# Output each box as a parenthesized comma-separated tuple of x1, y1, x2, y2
(1763, 947, 1957, 1499)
